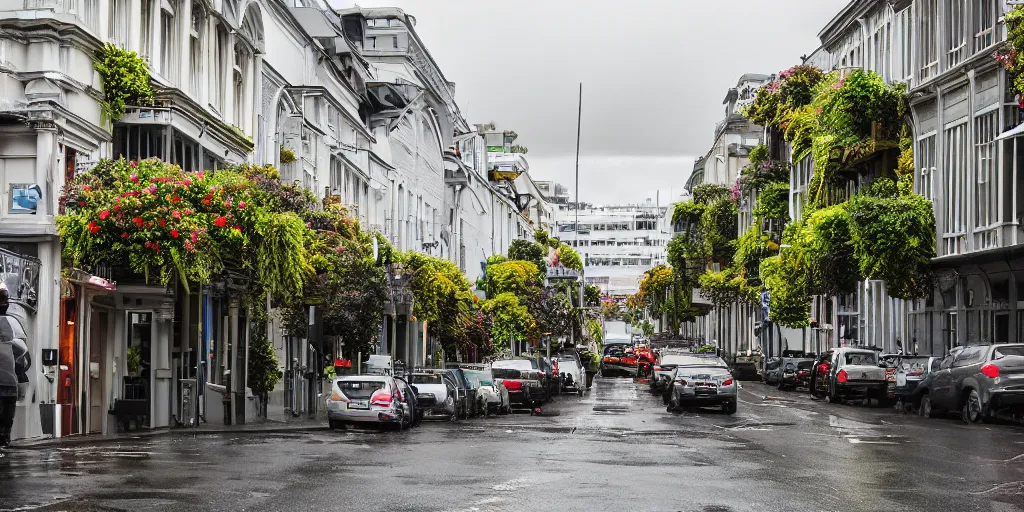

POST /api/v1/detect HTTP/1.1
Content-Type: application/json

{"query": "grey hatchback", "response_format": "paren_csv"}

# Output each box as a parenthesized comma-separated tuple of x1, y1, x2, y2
(919, 344, 1024, 423)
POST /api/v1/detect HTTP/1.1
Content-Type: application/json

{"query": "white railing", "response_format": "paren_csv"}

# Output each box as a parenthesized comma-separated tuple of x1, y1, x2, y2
(24, 0, 99, 34)
(942, 233, 967, 256)
(972, 226, 1001, 251)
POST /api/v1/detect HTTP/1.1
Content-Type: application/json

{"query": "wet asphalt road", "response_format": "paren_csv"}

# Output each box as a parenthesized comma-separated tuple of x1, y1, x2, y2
(3, 377, 1024, 512)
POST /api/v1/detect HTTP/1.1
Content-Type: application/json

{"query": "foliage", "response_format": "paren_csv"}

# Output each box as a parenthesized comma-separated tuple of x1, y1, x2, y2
(692, 184, 731, 205)
(402, 251, 475, 327)
(480, 292, 537, 345)
(485, 260, 541, 297)
(759, 254, 810, 328)
(700, 199, 738, 264)
(733, 226, 778, 280)
(796, 206, 861, 297)
(847, 187, 936, 299)
(997, 6, 1024, 98)
(279, 148, 297, 164)
(748, 144, 769, 166)
(635, 265, 674, 308)
(579, 349, 600, 371)
(696, 344, 717, 354)
(508, 239, 545, 268)
(247, 321, 283, 395)
(557, 243, 583, 272)
(586, 318, 603, 344)
(671, 201, 706, 227)
(94, 44, 154, 126)
(58, 159, 312, 298)
(509, 145, 529, 154)
(744, 65, 825, 130)
(127, 346, 141, 376)
(897, 137, 914, 177)
(698, 268, 757, 307)
(752, 181, 791, 222)
(584, 284, 602, 307)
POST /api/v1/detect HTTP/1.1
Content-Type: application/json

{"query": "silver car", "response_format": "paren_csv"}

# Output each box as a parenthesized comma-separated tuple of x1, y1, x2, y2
(667, 356, 738, 414)
(326, 375, 407, 429)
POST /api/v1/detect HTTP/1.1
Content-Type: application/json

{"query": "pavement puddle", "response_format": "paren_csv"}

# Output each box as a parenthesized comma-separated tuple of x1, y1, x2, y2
(492, 477, 532, 491)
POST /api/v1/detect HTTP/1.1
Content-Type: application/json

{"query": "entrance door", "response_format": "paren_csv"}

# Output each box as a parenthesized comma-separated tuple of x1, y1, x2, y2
(125, 311, 154, 428)
(995, 312, 1010, 344)
(88, 310, 108, 434)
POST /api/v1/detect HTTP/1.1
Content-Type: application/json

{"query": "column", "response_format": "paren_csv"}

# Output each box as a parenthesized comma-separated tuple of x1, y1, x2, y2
(152, 299, 174, 429)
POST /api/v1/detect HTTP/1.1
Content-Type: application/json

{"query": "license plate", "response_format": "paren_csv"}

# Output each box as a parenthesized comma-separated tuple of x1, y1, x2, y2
(696, 374, 711, 380)
(348, 400, 369, 410)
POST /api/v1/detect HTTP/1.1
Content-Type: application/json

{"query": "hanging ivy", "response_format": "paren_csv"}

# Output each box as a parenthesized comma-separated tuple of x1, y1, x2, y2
(93, 44, 154, 126)
(759, 254, 810, 328)
(734, 226, 778, 281)
(700, 198, 738, 264)
(692, 184, 731, 205)
(752, 182, 791, 223)
(794, 205, 861, 297)
(847, 185, 936, 300)
(699, 268, 757, 307)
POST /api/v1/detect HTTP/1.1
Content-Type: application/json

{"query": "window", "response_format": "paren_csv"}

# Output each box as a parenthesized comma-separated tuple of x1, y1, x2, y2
(952, 346, 985, 367)
(367, 36, 376, 49)
(108, 0, 129, 48)
(159, 0, 177, 82)
(943, 121, 968, 255)
(973, 0, 996, 51)
(919, 0, 939, 81)
(916, 134, 936, 201)
(893, 7, 912, 83)
(213, 25, 228, 112)
(233, 44, 248, 129)
(139, 0, 152, 59)
(392, 36, 398, 49)
(947, 0, 967, 68)
(189, 6, 203, 99)
(974, 110, 999, 234)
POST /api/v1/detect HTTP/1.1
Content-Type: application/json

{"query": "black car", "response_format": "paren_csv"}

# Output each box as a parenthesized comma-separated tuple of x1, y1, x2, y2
(764, 351, 814, 391)
(443, 367, 482, 418)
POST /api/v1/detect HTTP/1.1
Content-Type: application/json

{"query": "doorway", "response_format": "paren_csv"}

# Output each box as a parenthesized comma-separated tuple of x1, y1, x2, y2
(122, 311, 153, 428)
(995, 312, 1010, 345)
(88, 310, 109, 434)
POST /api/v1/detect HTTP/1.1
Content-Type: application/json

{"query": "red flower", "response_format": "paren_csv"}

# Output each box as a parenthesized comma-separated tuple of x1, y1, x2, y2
(130, 161, 138, 168)
(172, 210, 181, 219)
(159, 219, 167, 227)
(171, 195, 181, 204)
(133, 217, 144, 227)
(170, 229, 179, 238)
(88, 221, 100, 234)
(145, 241, 153, 248)
(78, 201, 85, 207)
(202, 198, 211, 205)
(214, 216, 228, 228)
(121, 232, 129, 238)
(98, 210, 110, 220)
(232, 225, 242, 233)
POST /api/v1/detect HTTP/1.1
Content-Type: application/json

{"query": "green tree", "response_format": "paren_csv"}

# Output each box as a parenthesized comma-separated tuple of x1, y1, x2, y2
(480, 292, 537, 347)
(558, 243, 583, 272)
(247, 320, 282, 418)
(486, 260, 541, 297)
(508, 239, 545, 268)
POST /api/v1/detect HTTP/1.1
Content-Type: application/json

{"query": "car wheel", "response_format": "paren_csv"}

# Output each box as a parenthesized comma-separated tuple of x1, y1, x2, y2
(826, 383, 840, 404)
(722, 400, 737, 415)
(777, 379, 785, 391)
(328, 419, 337, 430)
(963, 389, 983, 424)
(919, 394, 935, 418)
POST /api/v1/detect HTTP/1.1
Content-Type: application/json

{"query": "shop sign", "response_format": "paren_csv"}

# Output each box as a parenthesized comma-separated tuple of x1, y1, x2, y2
(9, 184, 41, 214)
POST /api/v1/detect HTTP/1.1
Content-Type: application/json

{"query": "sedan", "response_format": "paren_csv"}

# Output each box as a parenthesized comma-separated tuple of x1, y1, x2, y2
(667, 357, 738, 414)
(326, 375, 408, 430)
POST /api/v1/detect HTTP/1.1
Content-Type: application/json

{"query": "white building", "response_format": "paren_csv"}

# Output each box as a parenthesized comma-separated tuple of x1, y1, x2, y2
(557, 200, 671, 297)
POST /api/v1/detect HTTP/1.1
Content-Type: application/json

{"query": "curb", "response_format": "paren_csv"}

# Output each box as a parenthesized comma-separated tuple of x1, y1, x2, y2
(8, 423, 329, 450)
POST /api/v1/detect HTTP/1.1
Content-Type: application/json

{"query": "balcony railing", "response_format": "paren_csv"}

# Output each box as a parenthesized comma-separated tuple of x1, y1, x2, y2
(24, 0, 99, 34)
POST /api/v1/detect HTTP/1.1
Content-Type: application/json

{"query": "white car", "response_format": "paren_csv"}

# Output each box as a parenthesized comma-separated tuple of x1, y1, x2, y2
(463, 369, 510, 415)
(326, 375, 408, 429)
(408, 372, 457, 420)
(555, 354, 587, 396)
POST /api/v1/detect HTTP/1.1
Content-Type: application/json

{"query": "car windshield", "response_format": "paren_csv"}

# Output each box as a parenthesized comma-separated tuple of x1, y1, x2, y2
(797, 361, 813, 370)
(492, 359, 535, 370)
(337, 380, 386, 399)
(898, 358, 929, 374)
(410, 374, 443, 385)
(604, 346, 627, 357)
(845, 352, 877, 366)
(661, 355, 692, 365)
(463, 370, 492, 386)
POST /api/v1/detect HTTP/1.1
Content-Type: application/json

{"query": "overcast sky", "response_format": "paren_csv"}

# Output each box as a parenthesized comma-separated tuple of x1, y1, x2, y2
(342, 0, 849, 204)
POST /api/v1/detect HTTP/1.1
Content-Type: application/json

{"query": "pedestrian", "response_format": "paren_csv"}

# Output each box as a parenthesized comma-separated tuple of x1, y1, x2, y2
(0, 284, 30, 453)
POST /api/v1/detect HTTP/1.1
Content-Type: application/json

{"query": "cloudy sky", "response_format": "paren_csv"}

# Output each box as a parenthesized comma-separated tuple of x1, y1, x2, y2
(343, 0, 848, 204)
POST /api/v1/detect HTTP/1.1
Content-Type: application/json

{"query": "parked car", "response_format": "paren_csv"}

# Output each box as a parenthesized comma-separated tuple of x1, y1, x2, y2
(424, 368, 475, 418)
(493, 358, 554, 402)
(492, 359, 548, 410)
(666, 354, 737, 414)
(809, 348, 887, 405)
(393, 376, 423, 427)
(445, 367, 482, 418)
(764, 351, 815, 391)
(918, 344, 1024, 423)
(326, 375, 408, 430)
(731, 347, 763, 380)
(886, 355, 939, 411)
(408, 372, 457, 421)
(650, 352, 696, 395)
(601, 342, 637, 377)
(555, 353, 587, 396)
(462, 368, 509, 415)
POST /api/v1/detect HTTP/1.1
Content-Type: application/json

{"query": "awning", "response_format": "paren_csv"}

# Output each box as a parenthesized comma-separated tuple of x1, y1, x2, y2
(995, 123, 1024, 141)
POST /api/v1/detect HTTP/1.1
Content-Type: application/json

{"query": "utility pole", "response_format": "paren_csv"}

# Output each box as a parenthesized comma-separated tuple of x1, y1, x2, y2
(574, 83, 584, 350)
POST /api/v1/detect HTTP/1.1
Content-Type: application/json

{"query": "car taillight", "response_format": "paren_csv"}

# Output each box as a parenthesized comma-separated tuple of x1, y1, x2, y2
(798, 371, 809, 377)
(537, 372, 545, 378)
(981, 364, 1000, 378)
(553, 361, 559, 375)
(677, 379, 687, 386)
(837, 369, 848, 383)
(503, 381, 523, 391)
(907, 371, 924, 376)
(370, 390, 393, 407)
(722, 378, 734, 386)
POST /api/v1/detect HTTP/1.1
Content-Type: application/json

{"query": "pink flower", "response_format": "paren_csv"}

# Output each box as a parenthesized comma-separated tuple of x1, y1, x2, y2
(172, 210, 181, 219)
(191, 231, 198, 244)
(130, 161, 138, 168)
(146, 184, 158, 194)
(238, 201, 246, 210)
(225, 199, 232, 208)
(196, 171, 205, 180)
(130, 173, 139, 183)
(183, 178, 192, 186)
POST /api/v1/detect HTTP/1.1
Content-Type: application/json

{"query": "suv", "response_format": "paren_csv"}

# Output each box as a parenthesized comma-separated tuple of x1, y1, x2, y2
(809, 348, 887, 405)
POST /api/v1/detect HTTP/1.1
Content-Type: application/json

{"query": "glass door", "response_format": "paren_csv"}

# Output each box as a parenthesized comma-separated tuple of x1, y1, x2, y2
(125, 311, 154, 428)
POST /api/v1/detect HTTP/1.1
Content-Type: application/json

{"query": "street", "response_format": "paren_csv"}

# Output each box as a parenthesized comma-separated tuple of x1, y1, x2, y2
(4, 377, 1024, 512)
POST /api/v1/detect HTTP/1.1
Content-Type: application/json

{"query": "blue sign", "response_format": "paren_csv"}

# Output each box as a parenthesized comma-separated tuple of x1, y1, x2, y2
(760, 290, 770, 319)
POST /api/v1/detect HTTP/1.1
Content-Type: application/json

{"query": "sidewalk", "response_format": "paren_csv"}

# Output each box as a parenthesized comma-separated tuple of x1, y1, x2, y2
(9, 414, 328, 450)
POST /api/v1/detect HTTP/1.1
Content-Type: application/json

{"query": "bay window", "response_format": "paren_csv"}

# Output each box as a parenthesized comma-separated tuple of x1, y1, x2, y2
(973, 0, 997, 51)
(159, 0, 177, 82)
(974, 109, 998, 248)
(189, 6, 204, 100)
(946, 0, 967, 68)
(943, 120, 968, 255)
(919, 0, 939, 81)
